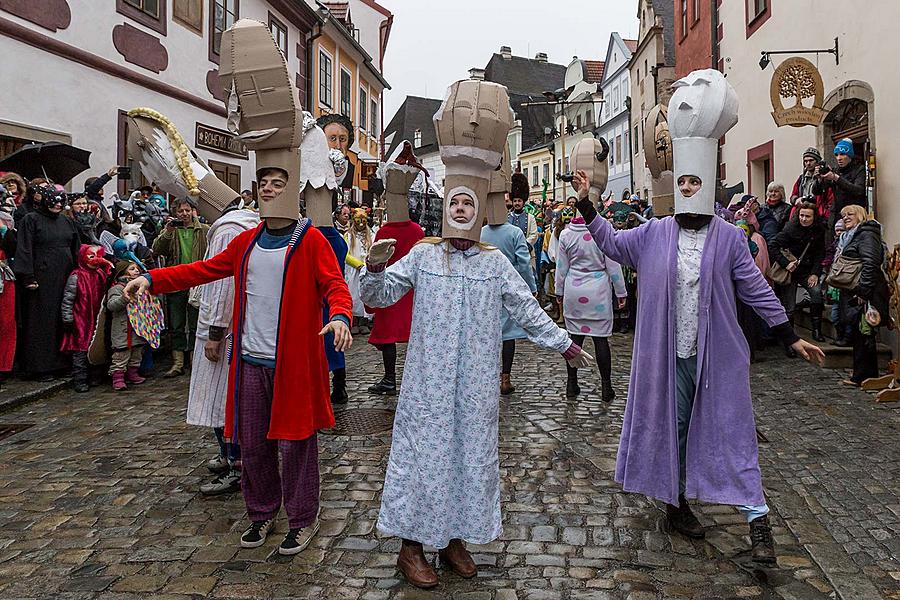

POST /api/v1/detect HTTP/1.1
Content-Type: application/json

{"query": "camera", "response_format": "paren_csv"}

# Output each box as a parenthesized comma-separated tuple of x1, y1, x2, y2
(816, 160, 831, 176)
(116, 166, 132, 180)
(557, 172, 574, 183)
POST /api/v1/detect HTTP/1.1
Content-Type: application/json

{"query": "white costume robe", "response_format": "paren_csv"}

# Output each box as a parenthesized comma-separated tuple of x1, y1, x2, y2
(344, 227, 374, 318)
(360, 242, 571, 547)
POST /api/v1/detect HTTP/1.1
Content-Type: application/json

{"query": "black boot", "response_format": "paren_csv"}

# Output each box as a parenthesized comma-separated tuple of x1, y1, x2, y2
(368, 377, 397, 395)
(810, 317, 826, 342)
(601, 378, 615, 403)
(330, 368, 348, 405)
(749, 515, 776, 565)
(566, 370, 580, 398)
(666, 495, 705, 539)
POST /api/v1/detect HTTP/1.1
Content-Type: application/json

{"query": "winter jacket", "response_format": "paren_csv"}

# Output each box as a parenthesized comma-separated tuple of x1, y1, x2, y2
(757, 201, 791, 244)
(839, 220, 889, 319)
(152, 218, 209, 267)
(814, 160, 867, 219)
(769, 218, 826, 280)
(790, 173, 834, 221)
(106, 281, 146, 350)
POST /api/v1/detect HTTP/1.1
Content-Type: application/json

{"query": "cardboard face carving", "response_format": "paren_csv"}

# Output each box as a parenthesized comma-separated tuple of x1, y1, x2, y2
(219, 19, 304, 220)
(299, 118, 337, 227)
(642, 104, 675, 216)
(569, 137, 609, 208)
(433, 79, 515, 241)
(669, 69, 738, 216)
(383, 163, 420, 223)
(486, 147, 511, 225)
(126, 109, 239, 223)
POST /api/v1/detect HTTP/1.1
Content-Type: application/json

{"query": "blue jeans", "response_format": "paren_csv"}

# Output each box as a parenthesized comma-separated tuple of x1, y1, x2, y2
(675, 355, 769, 522)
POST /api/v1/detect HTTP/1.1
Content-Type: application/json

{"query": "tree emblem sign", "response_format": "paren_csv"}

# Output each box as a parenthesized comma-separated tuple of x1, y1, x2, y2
(770, 57, 826, 127)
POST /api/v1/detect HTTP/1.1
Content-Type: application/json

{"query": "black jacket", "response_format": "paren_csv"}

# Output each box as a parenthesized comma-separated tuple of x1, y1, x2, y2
(840, 220, 889, 318)
(758, 200, 791, 244)
(814, 160, 866, 218)
(770, 218, 826, 279)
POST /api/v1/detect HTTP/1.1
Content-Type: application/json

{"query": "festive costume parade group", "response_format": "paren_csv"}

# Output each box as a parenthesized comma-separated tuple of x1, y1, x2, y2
(121, 20, 825, 589)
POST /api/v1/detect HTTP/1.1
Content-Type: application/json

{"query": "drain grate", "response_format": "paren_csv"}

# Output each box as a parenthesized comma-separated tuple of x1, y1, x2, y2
(323, 409, 395, 436)
(0, 423, 35, 442)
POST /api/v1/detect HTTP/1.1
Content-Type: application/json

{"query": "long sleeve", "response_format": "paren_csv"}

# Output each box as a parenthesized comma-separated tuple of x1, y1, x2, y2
(525, 215, 539, 246)
(310, 230, 353, 322)
(84, 173, 112, 198)
(152, 227, 176, 260)
(731, 231, 789, 328)
(106, 285, 128, 313)
(585, 214, 648, 269)
(61, 273, 78, 322)
(512, 230, 536, 293)
(13, 215, 36, 284)
(149, 231, 241, 295)
(835, 167, 866, 198)
(200, 223, 243, 330)
(554, 236, 570, 298)
(768, 227, 790, 268)
(500, 257, 570, 353)
(855, 230, 884, 301)
(608, 259, 627, 298)
(360, 245, 420, 308)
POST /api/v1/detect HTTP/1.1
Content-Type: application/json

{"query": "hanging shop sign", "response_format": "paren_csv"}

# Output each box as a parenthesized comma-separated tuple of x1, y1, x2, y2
(770, 57, 827, 128)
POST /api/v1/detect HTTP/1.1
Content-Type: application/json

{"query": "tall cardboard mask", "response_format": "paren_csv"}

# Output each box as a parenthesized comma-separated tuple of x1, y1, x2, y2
(569, 137, 609, 208)
(486, 147, 511, 225)
(299, 117, 337, 227)
(669, 69, 738, 216)
(433, 79, 515, 241)
(126, 108, 240, 222)
(383, 163, 420, 223)
(219, 19, 304, 220)
(643, 104, 675, 217)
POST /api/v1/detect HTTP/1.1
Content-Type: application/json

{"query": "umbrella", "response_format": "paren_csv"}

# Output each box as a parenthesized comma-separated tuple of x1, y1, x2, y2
(0, 141, 91, 184)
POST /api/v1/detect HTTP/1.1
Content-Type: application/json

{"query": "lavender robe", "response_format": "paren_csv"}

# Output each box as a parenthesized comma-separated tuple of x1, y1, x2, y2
(587, 215, 788, 506)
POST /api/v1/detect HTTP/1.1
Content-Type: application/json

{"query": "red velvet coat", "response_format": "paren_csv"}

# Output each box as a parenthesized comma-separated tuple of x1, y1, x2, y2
(366, 220, 424, 345)
(149, 221, 352, 441)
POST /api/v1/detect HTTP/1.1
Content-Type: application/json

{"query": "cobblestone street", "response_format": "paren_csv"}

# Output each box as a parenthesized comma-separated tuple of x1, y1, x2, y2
(0, 335, 898, 599)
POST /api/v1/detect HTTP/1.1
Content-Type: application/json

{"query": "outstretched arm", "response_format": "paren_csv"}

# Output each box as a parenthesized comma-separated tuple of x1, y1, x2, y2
(359, 239, 418, 308)
(572, 170, 646, 268)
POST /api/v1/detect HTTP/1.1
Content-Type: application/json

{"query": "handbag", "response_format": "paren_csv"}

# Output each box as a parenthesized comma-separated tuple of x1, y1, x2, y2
(767, 242, 810, 286)
(826, 254, 863, 290)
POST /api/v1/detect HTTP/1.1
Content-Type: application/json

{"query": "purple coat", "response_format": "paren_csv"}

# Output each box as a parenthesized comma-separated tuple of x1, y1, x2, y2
(587, 215, 788, 506)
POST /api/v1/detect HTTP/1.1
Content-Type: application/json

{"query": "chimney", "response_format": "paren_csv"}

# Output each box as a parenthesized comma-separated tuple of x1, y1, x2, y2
(535, 52, 548, 63)
(500, 45, 512, 60)
(468, 67, 485, 81)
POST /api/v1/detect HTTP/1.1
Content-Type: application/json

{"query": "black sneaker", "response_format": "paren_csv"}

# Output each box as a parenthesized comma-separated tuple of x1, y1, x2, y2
(278, 519, 319, 555)
(749, 515, 776, 565)
(199, 471, 240, 496)
(666, 497, 705, 539)
(240, 519, 274, 548)
(73, 381, 90, 393)
(368, 378, 397, 395)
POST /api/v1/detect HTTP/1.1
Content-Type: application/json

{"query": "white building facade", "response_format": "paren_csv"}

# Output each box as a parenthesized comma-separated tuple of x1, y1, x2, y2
(597, 33, 636, 202)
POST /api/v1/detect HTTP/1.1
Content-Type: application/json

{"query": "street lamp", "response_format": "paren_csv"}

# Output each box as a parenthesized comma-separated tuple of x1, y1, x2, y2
(759, 37, 840, 70)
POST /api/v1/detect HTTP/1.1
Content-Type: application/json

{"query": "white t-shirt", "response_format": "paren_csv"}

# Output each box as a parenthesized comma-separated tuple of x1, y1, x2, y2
(675, 225, 708, 359)
(241, 245, 288, 361)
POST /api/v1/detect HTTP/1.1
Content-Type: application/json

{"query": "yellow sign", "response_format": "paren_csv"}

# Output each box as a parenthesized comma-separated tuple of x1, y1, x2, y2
(770, 57, 826, 128)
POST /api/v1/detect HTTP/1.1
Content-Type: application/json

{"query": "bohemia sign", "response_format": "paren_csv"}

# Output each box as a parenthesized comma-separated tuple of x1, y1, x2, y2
(770, 57, 827, 128)
(195, 123, 248, 158)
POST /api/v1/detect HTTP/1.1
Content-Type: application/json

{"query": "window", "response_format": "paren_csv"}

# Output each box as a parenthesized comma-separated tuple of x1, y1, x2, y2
(692, 0, 701, 24)
(680, 0, 687, 38)
(340, 69, 352, 118)
(269, 14, 287, 55)
(370, 98, 378, 135)
(615, 135, 622, 165)
(543, 163, 549, 184)
(358, 88, 368, 132)
(118, 0, 167, 35)
(173, 0, 202, 33)
(532, 166, 539, 187)
(575, 114, 582, 129)
(210, 0, 238, 62)
(746, 0, 771, 37)
(749, 0, 767, 20)
(414, 129, 422, 148)
(319, 50, 333, 107)
(624, 130, 630, 161)
(634, 125, 640, 155)
(612, 85, 619, 111)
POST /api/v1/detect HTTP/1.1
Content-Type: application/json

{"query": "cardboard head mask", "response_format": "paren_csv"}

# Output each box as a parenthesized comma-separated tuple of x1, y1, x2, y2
(569, 137, 609, 208)
(126, 108, 240, 222)
(433, 79, 514, 241)
(299, 115, 337, 227)
(642, 104, 675, 217)
(486, 146, 511, 225)
(219, 19, 304, 220)
(669, 69, 738, 216)
(383, 162, 419, 223)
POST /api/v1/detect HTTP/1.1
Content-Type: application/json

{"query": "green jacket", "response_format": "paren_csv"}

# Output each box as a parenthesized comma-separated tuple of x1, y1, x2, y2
(152, 218, 209, 266)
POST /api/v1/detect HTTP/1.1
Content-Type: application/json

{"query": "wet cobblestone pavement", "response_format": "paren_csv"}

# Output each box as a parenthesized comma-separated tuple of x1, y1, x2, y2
(0, 335, 897, 599)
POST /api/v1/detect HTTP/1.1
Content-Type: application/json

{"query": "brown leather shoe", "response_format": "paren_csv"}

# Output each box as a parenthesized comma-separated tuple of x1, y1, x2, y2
(397, 540, 438, 588)
(500, 373, 515, 395)
(438, 538, 477, 578)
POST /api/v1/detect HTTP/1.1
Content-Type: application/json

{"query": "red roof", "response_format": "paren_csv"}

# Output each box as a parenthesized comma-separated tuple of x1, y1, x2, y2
(624, 39, 638, 53)
(322, 2, 351, 23)
(584, 60, 605, 83)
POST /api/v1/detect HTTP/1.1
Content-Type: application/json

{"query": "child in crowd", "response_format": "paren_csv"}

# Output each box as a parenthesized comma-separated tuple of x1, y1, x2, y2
(61, 244, 113, 392)
(106, 261, 147, 391)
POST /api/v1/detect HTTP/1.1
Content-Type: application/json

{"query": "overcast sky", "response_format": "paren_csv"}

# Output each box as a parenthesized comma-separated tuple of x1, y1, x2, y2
(379, 0, 640, 123)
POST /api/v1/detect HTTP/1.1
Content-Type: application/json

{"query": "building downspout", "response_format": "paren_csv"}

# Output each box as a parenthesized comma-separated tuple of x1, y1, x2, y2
(307, 22, 323, 114)
(711, 0, 719, 70)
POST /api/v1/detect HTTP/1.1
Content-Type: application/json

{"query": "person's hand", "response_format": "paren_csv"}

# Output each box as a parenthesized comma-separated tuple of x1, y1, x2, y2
(566, 348, 594, 369)
(320, 319, 352, 352)
(617, 297, 627, 310)
(823, 171, 839, 182)
(107, 166, 119, 178)
(571, 170, 590, 200)
(368, 239, 396, 266)
(123, 275, 150, 302)
(786, 261, 798, 273)
(164, 217, 177, 230)
(204, 339, 223, 362)
(791, 339, 825, 366)
(806, 275, 818, 288)
(25, 282, 39, 290)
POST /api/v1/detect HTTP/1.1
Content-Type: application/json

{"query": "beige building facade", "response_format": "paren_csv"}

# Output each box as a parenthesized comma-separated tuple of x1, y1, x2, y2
(718, 3, 899, 241)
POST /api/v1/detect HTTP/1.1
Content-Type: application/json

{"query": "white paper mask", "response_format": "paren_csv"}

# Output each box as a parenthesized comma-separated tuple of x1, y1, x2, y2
(299, 122, 337, 227)
(669, 69, 738, 216)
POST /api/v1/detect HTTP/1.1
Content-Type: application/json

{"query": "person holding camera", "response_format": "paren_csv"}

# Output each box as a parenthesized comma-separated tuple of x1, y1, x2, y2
(152, 197, 209, 377)
(790, 148, 834, 222)
(814, 138, 867, 229)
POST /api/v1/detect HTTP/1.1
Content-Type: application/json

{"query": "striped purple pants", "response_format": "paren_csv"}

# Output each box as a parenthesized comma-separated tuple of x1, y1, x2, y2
(237, 362, 319, 529)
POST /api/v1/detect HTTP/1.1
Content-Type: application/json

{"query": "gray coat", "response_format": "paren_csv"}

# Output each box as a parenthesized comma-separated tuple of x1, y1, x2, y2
(106, 281, 146, 350)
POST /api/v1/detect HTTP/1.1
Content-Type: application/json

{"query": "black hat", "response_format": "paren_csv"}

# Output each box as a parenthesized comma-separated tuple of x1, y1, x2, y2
(802, 147, 822, 162)
(316, 114, 355, 149)
(510, 173, 529, 201)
